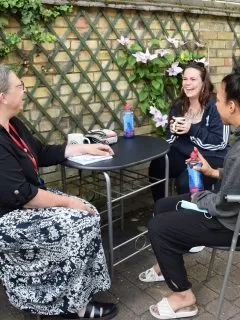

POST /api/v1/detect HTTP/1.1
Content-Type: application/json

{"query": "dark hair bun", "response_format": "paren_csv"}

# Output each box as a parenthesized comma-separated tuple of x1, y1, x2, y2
(233, 65, 240, 75)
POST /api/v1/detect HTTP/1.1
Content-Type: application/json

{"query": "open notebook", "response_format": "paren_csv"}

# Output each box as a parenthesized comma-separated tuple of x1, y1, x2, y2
(68, 154, 113, 165)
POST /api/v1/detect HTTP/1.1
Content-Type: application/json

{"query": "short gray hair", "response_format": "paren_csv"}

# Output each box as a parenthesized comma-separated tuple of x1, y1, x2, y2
(0, 64, 11, 93)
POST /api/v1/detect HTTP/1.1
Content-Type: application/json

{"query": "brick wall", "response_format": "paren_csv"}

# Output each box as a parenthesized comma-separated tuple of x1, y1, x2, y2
(1, 6, 238, 187)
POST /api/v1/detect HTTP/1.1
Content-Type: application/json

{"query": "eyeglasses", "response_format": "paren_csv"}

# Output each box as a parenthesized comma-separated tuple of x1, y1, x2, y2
(16, 80, 25, 91)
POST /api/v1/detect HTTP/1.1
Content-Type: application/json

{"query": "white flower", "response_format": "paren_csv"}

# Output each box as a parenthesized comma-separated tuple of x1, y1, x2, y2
(194, 57, 209, 67)
(166, 36, 177, 45)
(155, 48, 172, 57)
(149, 105, 159, 116)
(195, 41, 205, 48)
(166, 37, 187, 48)
(132, 51, 147, 63)
(150, 107, 168, 127)
(132, 48, 157, 63)
(166, 61, 183, 76)
(145, 48, 158, 61)
(117, 36, 129, 46)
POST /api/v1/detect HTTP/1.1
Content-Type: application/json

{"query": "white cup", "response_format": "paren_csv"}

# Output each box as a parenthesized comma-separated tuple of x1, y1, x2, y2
(67, 133, 90, 145)
(172, 117, 185, 132)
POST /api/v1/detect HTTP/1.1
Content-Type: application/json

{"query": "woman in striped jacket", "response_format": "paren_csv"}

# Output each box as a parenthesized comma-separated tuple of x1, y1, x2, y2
(149, 62, 229, 202)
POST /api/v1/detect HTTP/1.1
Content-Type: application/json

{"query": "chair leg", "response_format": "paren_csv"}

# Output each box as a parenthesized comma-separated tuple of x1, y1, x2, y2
(206, 249, 217, 282)
(215, 248, 237, 319)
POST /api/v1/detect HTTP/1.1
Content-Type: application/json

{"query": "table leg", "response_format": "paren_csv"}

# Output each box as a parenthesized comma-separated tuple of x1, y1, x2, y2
(120, 169, 124, 230)
(61, 165, 67, 193)
(164, 154, 169, 197)
(103, 171, 114, 279)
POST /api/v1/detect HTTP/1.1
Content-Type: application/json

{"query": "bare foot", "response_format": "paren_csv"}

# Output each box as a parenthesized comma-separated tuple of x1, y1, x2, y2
(167, 289, 196, 311)
(151, 289, 196, 315)
(153, 263, 161, 276)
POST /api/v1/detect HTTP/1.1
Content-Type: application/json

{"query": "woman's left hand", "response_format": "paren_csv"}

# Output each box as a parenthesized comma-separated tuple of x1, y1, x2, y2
(174, 120, 191, 134)
(65, 143, 114, 158)
(81, 143, 114, 156)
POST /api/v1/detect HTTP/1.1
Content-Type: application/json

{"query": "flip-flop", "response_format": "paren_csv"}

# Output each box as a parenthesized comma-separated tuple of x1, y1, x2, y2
(149, 297, 198, 319)
(139, 266, 165, 282)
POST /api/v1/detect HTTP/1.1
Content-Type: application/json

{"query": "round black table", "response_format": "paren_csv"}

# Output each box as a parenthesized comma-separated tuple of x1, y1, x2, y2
(62, 135, 170, 277)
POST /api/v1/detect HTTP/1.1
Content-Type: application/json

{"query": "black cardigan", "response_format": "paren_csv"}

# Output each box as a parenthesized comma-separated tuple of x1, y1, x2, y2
(0, 117, 66, 214)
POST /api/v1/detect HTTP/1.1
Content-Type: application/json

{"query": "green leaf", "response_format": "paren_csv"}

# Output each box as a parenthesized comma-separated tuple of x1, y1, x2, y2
(151, 38, 159, 46)
(139, 90, 148, 102)
(0, 16, 8, 27)
(128, 55, 136, 66)
(152, 79, 160, 90)
(129, 74, 137, 82)
(130, 43, 142, 51)
(138, 68, 147, 78)
(117, 56, 127, 66)
(139, 102, 149, 113)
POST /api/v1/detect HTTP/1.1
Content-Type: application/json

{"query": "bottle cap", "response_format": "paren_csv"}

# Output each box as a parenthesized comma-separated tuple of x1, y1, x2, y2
(124, 103, 131, 110)
(190, 147, 198, 160)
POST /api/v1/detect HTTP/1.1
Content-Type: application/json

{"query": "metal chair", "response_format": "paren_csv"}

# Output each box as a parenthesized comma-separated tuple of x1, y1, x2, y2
(206, 194, 240, 320)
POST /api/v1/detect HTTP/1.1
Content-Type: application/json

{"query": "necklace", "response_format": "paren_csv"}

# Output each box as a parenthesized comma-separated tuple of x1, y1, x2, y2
(184, 107, 204, 124)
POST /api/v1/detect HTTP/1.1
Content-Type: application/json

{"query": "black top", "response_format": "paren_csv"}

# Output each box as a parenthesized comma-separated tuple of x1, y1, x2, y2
(166, 96, 230, 158)
(65, 135, 170, 171)
(0, 117, 66, 214)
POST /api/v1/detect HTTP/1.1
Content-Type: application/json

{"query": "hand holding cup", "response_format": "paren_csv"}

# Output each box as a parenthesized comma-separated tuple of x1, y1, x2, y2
(172, 116, 191, 134)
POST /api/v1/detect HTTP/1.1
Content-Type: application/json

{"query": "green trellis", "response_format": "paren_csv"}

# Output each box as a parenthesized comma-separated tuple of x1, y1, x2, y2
(1, 7, 239, 147)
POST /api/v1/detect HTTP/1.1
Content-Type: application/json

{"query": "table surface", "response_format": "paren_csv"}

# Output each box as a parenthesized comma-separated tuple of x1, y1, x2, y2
(64, 135, 170, 171)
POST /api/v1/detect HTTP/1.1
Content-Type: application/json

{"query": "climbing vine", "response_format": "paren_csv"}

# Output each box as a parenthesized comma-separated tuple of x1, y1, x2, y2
(0, 0, 72, 57)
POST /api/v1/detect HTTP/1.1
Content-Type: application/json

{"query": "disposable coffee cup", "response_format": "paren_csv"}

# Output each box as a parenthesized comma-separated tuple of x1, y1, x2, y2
(67, 133, 90, 144)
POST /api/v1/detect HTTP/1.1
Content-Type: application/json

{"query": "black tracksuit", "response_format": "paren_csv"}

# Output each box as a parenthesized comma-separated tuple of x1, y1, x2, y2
(149, 96, 230, 201)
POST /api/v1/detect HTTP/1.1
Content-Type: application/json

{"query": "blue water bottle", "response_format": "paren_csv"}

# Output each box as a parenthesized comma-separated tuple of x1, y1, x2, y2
(122, 103, 135, 138)
(187, 148, 204, 193)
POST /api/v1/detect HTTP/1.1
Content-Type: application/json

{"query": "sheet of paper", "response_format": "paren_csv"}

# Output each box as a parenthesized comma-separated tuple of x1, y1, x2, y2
(68, 154, 113, 165)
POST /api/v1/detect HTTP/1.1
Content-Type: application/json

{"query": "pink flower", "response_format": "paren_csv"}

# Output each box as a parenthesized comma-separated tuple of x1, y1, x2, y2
(117, 36, 129, 46)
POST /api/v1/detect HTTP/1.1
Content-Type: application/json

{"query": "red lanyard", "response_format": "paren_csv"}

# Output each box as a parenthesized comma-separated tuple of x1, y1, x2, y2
(8, 123, 39, 174)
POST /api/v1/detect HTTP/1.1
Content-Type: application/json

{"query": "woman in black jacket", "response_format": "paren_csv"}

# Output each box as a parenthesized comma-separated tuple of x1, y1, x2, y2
(149, 62, 229, 202)
(0, 65, 117, 319)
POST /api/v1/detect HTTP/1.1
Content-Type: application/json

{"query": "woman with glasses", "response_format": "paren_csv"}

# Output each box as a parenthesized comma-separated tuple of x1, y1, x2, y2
(149, 62, 229, 202)
(0, 65, 117, 320)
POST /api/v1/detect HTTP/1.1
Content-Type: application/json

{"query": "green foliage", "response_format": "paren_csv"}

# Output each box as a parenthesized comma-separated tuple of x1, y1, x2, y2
(0, 0, 72, 57)
(116, 37, 207, 135)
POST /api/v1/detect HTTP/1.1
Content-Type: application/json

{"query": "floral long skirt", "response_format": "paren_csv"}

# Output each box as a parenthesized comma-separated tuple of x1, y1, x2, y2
(0, 191, 111, 315)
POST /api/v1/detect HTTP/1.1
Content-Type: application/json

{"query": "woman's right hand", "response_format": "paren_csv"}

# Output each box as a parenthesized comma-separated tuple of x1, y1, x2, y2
(186, 150, 220, 178)
(67, 197, 96, 214)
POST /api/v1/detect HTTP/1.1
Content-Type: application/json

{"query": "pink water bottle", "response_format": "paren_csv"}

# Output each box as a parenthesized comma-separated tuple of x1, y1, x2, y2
(122, 103, 135, 138)
(187, 148, 204, 193)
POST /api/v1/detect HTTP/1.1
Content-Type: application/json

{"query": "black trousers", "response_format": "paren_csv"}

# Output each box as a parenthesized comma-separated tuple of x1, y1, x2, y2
(149, 146, 224, 202)
(148, 194, 235, 292)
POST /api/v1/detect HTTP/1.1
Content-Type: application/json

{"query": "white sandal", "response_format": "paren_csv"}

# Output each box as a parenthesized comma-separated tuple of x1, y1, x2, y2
(149, 297, 198, 319)
(189, 246, 205, 253)
(139, 266, 165, 282)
